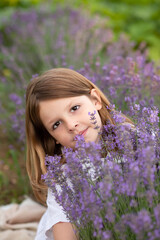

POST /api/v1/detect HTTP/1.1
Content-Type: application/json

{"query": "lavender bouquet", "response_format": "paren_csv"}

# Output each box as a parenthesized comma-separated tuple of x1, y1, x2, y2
(42, 106, 160, 240)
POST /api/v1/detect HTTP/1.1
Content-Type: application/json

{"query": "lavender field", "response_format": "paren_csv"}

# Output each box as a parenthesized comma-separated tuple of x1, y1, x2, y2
(0, 4, 160, 239)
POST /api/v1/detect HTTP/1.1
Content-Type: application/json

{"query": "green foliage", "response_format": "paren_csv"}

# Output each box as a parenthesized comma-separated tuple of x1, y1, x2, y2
(0, 0, 43, 8)
(90, 0, 160, 61)
(49, 0, 160, 62)
(103, 0, 158, 5)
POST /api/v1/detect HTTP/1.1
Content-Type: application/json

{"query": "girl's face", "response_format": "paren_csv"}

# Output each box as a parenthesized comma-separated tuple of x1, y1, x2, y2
(39, 89, 102, 149)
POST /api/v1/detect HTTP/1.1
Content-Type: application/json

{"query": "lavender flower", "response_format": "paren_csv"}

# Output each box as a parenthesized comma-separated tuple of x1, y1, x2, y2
(88, 111, 100, 130)
(42, 105, 160, 239)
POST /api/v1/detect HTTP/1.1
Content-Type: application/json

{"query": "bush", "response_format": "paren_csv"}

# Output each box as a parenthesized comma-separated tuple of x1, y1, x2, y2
(43, 106, 160, 239)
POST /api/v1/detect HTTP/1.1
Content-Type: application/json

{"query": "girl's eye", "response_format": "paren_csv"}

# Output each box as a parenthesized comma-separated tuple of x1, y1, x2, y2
(53, 121, 61, 130)
(71, 105, 80, 112)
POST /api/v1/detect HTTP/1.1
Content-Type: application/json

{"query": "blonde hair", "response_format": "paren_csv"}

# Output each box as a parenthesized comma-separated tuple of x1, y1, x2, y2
(26, 68, 132, 205)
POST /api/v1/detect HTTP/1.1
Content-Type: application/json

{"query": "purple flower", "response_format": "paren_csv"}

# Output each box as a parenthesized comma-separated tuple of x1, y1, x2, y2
(9, 93, 22, 105)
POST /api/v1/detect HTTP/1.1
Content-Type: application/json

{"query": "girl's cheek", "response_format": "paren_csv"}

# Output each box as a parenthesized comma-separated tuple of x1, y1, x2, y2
(53, 125, 63, 137)
(52, 130, 59, 138)
(51, 129, 59, 138)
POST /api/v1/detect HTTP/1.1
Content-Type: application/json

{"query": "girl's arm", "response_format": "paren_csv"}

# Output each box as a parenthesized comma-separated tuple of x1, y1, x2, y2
(53, 222, 78, 240)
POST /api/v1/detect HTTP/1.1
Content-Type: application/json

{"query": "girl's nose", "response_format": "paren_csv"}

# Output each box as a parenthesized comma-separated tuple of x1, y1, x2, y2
(66, 121, 78, 132)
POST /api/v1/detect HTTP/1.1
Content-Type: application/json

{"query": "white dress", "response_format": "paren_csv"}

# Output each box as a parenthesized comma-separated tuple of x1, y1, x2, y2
(35, 188, 69, 240)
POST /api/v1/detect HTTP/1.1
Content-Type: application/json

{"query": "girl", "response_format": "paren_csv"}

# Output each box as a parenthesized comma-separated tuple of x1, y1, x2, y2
(25, 68, 134, 240)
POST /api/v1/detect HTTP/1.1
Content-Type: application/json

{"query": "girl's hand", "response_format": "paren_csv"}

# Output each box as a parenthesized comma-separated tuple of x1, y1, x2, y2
(52, 222, 78, 240)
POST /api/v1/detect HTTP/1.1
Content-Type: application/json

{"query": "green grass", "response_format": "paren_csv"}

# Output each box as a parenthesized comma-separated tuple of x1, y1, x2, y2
(0, 147, 33, 205)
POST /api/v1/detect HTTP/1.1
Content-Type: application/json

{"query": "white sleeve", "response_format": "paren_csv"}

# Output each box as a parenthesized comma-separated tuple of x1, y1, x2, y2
(35, 188, 69, 240)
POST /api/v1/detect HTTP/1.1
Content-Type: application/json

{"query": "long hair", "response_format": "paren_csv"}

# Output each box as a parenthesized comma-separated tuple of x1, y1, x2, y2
(26, 68, 132, 205)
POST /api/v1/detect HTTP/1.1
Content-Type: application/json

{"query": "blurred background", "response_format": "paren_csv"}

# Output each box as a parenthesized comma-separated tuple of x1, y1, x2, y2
(0, 0, 160, 205)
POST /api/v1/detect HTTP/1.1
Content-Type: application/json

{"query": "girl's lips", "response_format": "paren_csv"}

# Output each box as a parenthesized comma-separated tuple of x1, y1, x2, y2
(79, 128, 88, 136)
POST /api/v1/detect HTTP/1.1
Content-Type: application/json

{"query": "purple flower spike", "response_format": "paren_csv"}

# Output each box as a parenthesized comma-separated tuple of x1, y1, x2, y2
(88, 110, 96, 116)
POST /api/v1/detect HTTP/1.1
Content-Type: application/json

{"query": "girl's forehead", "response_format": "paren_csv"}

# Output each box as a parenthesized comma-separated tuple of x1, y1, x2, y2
(39, 95, 92, 115)
(40, 95, 90, 105)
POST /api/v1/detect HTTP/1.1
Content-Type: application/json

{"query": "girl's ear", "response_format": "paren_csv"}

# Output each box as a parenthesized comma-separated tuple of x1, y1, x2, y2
(90, 89, 102, 110)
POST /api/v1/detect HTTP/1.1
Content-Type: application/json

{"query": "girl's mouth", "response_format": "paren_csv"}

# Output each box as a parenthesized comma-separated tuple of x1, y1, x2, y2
(79, 128, 88, 136)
